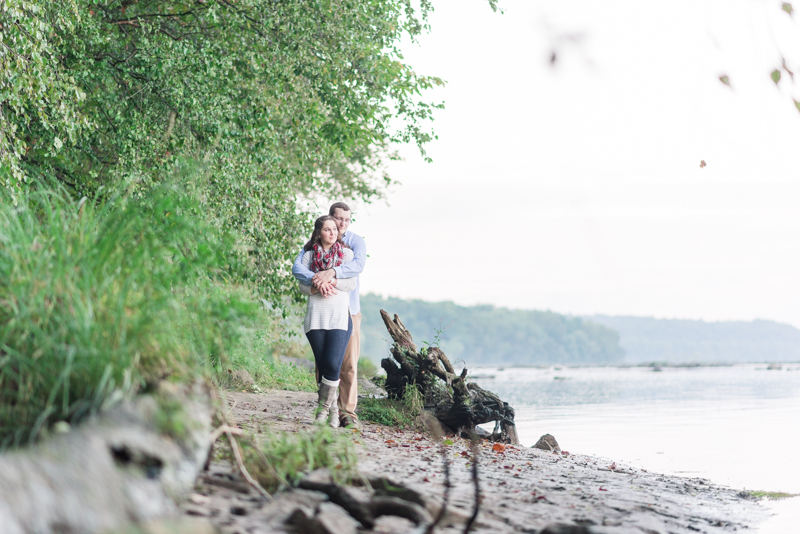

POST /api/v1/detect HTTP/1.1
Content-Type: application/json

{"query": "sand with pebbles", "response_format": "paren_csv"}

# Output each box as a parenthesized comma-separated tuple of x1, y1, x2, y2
(183, 389, 768, 534)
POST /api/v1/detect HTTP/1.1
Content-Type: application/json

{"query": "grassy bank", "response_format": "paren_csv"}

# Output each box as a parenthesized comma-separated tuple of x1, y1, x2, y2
(0, 186, 257, 447)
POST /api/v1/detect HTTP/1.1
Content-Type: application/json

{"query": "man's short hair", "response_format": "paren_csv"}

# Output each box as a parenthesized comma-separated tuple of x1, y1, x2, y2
(329, 202, 351, 215)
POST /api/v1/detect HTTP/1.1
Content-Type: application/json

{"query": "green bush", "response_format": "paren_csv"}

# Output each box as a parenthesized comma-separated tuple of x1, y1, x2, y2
(357, 357, 378, 378)
(0, 185, 256, 447)
(244, 426, 359, 492)
(357, 384, 423, 428)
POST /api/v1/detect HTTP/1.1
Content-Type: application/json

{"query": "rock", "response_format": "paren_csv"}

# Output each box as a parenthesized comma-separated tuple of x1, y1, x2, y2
(228, 369, 256, 387)
(538, 524, 645, 534)
(538, 524, 591, 534)
(255, 489, 327, 529)
(370, 496, 433, 526)
(189, 493, 211, 506)
(298, 469, 374, 528)
(357, 378, 387, 399)
(0, 382, 212, 534)
(316, 502, 360, 534)
(299, 468, 334, 485)
(533, 434, 561, 452)
(134, 517, 218, 534)
(285, 502, 359, 534)
(369, 476, 427, 508)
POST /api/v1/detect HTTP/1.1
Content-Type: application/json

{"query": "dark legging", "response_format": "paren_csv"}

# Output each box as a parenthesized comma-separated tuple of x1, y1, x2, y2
(305, 316, 353, 382)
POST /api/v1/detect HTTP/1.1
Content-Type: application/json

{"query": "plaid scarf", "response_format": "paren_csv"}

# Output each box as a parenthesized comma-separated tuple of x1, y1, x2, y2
(312, 242, 344, 272)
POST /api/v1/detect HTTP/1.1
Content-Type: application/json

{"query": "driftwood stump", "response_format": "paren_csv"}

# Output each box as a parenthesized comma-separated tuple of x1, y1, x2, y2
(379, 310, 519, 445)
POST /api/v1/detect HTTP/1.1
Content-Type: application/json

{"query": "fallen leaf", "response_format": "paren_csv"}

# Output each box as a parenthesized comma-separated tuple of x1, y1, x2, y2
(782, 2, 793, 16)
(492, 443, 506, 452)
(700, 160, 707, 168)
(719, 75, 731, 87)
(599, 487, 608, 491)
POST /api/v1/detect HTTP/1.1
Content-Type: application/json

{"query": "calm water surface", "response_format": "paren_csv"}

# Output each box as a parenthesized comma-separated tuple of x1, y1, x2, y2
(471, 364, 800, 532)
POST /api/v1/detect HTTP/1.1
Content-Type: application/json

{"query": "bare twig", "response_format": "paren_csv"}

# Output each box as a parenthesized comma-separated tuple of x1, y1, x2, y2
(225, 426, 272, 500)
(464, 433, 481, 534)
(110, 20, 141, 27)
(211, 398, 272, 501)
(209, 424, 243, 443)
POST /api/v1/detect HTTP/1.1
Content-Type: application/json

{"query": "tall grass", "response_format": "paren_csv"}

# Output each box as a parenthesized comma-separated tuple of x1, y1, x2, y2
(243, 426, 359, 492)
(0, 185, 256, 447)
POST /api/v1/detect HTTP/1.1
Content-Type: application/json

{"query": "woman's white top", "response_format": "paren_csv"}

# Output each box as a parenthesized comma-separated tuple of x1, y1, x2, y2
(298, 248, 356, 333)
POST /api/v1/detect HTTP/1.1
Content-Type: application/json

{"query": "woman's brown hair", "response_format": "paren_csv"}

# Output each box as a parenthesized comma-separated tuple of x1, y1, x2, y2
(303, 215, 350, 251)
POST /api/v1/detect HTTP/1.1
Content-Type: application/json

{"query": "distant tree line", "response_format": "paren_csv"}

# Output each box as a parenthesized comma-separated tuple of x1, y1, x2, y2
(587, 315, 800, 363)
(360, 295, 625, 365)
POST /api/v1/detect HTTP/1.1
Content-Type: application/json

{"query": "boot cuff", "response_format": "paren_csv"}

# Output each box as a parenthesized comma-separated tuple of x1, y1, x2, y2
(320, 377, 340, 387)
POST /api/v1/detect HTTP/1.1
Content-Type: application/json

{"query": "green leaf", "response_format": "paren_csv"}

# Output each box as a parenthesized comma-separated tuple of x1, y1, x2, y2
(771, 69, 782, 85)
(443, 439, 454, 446)
(794, 99, 800, 113)
(782, 2, 793, 16)
(719, 75, 731, 87)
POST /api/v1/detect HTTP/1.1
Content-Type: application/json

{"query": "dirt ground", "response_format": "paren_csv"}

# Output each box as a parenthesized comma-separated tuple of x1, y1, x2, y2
(182, 389, 768, 534)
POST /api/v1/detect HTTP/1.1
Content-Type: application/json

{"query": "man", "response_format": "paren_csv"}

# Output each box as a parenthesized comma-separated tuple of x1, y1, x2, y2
(292, 202, 366, 428)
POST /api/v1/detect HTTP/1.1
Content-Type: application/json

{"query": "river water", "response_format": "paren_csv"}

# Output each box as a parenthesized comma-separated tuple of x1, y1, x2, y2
(471, 364, 800, 532)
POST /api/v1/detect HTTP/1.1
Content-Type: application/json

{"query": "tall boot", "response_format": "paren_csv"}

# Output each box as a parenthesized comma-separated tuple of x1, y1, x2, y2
(329, 397, 340, 429)
(315, 378, 340, 425)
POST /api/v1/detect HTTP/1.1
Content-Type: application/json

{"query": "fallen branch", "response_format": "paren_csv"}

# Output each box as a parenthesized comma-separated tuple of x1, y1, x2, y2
(379, 309, 518, 444)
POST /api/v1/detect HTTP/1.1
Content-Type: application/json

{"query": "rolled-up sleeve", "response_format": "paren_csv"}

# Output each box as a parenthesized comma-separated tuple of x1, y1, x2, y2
(291, 249, 314, 285)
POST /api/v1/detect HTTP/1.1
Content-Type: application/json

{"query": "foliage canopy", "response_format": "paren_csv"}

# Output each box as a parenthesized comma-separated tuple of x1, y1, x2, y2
(1, 0, 449, 302)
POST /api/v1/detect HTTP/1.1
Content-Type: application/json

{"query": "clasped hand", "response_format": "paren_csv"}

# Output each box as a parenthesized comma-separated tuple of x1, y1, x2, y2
(310, 269, 337, 297)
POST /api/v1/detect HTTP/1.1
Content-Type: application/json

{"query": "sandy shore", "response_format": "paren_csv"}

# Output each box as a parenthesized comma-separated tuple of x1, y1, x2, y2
(185, 389, 768, 533)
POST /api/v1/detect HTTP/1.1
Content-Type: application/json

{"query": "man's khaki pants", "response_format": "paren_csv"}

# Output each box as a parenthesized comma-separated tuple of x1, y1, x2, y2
(315, 312, 361, 421)
(338, 312, 361, 420)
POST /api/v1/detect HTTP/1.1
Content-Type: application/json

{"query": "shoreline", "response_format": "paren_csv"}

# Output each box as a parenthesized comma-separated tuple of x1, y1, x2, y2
(465, 362, 800, 370)
(190, 389, 771, 533)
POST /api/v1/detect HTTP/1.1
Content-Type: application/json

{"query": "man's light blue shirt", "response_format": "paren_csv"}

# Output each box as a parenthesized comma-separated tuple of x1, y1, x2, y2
(291, 231, 366, 315)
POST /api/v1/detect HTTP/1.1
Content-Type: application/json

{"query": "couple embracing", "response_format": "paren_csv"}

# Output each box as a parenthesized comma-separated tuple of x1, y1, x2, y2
(291, 202, 366, 429)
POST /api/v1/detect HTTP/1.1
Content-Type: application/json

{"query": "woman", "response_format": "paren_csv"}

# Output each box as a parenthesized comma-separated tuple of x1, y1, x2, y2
(298, 215, 357, 427)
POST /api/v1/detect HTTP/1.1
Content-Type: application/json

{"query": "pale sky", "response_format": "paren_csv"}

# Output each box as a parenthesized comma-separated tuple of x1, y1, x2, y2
(345, 0, 800, 327)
